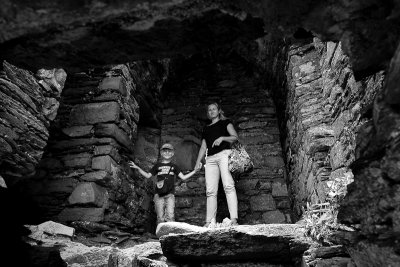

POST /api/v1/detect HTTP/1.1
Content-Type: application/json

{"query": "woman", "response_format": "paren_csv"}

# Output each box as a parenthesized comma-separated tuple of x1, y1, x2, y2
(195, 102, 239, 227)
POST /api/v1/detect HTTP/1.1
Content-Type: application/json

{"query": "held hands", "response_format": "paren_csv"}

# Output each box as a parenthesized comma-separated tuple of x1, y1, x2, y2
(212, 137, 224, 147)
(195, 162, 203, 170)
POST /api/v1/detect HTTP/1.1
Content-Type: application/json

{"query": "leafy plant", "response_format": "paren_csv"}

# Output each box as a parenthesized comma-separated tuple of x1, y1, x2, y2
(302, 171, 354, 243)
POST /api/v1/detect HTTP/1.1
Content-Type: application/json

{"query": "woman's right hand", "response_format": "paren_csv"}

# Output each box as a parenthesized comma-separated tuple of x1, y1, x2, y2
(195, 162, 203, 170)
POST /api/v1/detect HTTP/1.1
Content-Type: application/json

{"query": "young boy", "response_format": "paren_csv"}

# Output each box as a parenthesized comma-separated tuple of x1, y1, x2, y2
(129, 143, 198, 224)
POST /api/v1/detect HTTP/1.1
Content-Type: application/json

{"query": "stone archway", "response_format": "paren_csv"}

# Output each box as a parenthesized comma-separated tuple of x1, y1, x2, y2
(159, 51, 292, 225)
(1, 0, 400, 266)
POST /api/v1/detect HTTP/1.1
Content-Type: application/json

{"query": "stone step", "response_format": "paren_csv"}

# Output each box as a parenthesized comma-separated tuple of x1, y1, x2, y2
(157, 222, 315, 265)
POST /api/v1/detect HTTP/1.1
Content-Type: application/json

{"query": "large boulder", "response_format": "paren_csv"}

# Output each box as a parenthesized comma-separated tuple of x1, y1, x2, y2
(160, 223, 315, 265)
(108, 242, 168, 267)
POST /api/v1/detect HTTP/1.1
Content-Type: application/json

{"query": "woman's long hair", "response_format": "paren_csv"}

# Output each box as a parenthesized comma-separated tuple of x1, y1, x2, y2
(207, 102, 227, 120)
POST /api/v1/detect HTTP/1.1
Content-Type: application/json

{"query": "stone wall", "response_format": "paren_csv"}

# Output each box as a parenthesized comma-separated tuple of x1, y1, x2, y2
(161, 53, 292, 225)
(238, 35, 383, 209)
(18, 61, 169, 233)
(231, 36, 400, 266)
(337, 43, 400, 266)
(277, 39, 383, 218)
(285, 39, 384, 217)
(245, 37, 383, 219)
(0, 61, 66, 186)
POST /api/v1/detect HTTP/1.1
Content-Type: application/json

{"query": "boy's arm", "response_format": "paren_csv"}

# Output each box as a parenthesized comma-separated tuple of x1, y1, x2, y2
(178, 169, 198, 181)
(128, 161, 153, 179)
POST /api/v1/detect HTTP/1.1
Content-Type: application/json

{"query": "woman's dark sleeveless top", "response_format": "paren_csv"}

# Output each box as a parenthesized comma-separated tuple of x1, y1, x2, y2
(202, 119, 232, 156)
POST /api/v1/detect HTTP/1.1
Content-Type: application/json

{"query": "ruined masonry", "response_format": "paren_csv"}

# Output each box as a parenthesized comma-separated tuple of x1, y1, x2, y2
(161, 57, 292, 225)
(0, 61, 66, 185)
(20, 64, 164, 233)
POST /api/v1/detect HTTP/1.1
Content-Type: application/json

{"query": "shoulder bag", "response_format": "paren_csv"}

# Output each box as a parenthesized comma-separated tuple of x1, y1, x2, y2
(228, 141, 254, 174)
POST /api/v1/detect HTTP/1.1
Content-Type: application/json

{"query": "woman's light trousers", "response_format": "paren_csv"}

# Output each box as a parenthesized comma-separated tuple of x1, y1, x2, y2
(205, 149, 238, 223)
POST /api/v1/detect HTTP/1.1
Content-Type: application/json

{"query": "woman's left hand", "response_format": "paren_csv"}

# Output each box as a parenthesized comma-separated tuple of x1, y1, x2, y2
(212, 137, 224, 147)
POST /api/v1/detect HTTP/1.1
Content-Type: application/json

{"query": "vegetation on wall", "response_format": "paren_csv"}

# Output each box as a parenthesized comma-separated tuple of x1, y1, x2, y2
(302, 171, 355, 243)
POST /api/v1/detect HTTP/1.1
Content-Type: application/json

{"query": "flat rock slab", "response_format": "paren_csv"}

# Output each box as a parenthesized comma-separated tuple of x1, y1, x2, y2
(37, 220, 75, 237)
(160, 223, 315, 264)
(156, 221, 207, 238)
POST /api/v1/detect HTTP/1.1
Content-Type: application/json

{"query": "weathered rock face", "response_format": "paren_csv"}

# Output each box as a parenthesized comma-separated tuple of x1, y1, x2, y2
(1, 0, 400, 78)
(16, 61, 169, 233)
(0, 1, 264, 73)
(231, 0, 400, 78)
(160, 52, 292, 225)
(0, 61, 66, 186)
(337, 42, 400, 267)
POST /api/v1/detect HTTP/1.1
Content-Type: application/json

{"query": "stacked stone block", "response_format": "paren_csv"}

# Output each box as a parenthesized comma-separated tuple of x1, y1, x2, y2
(282, 41, 334, 215)
(255, 37, 384, 218)
(21, 63, 165, 233)
(287, 40, 383, 216)
(235, 36, 393, 265)
(0, 61, 66, 186)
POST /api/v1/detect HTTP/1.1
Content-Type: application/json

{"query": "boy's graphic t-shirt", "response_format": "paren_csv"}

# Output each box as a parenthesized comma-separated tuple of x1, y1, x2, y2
(149, 162, 181, 196)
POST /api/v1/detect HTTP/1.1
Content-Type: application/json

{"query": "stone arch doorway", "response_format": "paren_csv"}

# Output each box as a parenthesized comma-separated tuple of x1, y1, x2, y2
(158, 50, 292, 225)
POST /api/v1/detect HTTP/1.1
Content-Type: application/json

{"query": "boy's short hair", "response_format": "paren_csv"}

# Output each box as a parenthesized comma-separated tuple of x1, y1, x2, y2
(160, 143, 174, 150)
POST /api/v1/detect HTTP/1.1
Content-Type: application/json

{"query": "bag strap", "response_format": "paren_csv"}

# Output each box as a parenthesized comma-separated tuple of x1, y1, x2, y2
(231, 140, 241, 149)
(159, 165, 172, 179)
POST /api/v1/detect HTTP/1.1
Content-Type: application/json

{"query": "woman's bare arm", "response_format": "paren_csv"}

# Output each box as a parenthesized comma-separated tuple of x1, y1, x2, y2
(212, 123, 238, 147)
(226, 123, 239, 143)
(195, 139, 207, 169)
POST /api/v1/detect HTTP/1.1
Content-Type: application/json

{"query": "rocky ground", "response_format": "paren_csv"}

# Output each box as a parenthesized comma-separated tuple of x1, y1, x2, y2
(16, 220, 357, 267)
